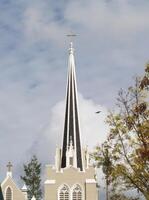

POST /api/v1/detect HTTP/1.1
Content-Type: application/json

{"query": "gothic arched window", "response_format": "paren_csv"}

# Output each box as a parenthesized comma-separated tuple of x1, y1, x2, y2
(59, 184, 70, 200)
(72, 184, 82, 200)
(6, 187, 12, 200)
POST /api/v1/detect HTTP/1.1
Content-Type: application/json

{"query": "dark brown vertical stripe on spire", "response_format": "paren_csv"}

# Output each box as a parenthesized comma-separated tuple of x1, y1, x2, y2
(68, 68, 74, 146)
(73, 73, 83, 171)
(61, 76, 69, 168)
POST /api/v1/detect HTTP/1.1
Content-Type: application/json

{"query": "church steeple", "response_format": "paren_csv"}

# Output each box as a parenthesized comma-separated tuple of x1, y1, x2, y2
(61, 42, 83, 171)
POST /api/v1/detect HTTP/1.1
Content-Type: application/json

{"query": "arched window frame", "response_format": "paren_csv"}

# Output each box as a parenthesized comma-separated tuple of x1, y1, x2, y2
(5, 186, 13, 200)
(71, 184, 84, 200)
(58, 184, 70, 200)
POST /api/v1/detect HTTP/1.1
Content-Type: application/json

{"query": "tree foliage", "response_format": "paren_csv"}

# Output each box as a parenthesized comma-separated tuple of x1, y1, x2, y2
(109, 193, 139, 200)
(93, 64, 149, 199)
(21, 155, 42, 200)
(0, 184, 4, 200)
(93, 142, 113, 200)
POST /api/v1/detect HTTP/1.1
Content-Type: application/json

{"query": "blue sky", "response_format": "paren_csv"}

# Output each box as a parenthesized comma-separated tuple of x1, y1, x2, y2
(0, 0, 149, 199)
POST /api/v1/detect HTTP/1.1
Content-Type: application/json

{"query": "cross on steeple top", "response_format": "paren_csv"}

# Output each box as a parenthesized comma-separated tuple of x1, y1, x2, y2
(67, 33, 77, 54)
(67, 32, 77, 42)
(67, 33, 77, 40)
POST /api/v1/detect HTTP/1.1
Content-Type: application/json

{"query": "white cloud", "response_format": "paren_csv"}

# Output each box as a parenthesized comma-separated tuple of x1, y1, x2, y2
(31, 93, 109, 164)
(64, 0, 149, 40)
(79, 94, 109, 149)
(23, 5, 68, 46)
(23, 0, 149, 47)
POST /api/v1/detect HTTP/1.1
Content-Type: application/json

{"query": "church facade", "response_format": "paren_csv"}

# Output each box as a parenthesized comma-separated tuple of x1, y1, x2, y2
(44, 42, 98, 200)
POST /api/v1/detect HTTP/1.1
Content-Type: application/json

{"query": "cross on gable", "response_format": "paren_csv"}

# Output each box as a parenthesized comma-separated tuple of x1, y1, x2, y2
(7, 162, 12, 172)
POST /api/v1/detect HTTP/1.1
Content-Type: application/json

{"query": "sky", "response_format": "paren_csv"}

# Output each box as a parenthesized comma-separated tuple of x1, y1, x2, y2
(0, 0, 149, 199)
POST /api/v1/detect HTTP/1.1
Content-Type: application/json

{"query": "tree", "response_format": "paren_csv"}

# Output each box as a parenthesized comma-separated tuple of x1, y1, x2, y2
(93, 142, 113, 200)
(93, 64, 149, 199)
(21, 155, 42, 200)
(0, 184, 4, 200)
(109, 193, 139, 200)
(140, 63, 149, 90)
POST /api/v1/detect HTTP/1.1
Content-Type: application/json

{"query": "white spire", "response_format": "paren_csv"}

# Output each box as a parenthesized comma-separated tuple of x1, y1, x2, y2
(61, 42, 83, 171)
(21, 184, 27, 191)
(66, 137, 76, 167)
(22, 184, 28, 200)
(55, 147, 61, 172)
(69, 42, 74, 54)
(68, 42, 75, 70)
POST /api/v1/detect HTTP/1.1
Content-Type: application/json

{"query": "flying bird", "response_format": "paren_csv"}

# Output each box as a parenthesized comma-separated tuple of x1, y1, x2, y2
(95, 111, 101, 114)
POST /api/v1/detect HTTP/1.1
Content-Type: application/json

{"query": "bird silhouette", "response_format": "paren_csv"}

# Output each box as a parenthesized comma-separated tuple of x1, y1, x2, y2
(95, 111, 101, 114)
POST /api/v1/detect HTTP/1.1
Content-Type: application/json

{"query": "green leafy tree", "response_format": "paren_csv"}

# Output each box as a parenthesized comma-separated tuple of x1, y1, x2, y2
(109, 193, 139, 200)
(93, 142, 113, 200)
(0, 184, 4, 200)
(94, 65, 149, 199)
(140, 63, 149, 90)
(21, 155, 42, 200)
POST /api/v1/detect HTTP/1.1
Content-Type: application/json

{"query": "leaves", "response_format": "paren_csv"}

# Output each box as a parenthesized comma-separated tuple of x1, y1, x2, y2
(93, 65, 149, 200)
(140, 63, 149, 90)
(0, 184, 4, 200)
(21, 155, 42, 200)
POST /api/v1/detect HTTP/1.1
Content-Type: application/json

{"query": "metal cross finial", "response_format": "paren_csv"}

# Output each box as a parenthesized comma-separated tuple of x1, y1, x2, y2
(67, 33, 77, 53)
(7, 161, 12, 172)
(67, 33, 77, 43)
(67, 33, 77, 38)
